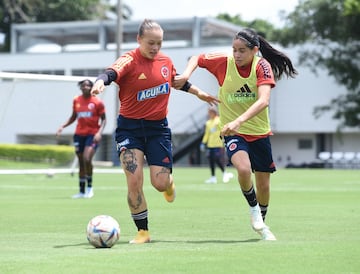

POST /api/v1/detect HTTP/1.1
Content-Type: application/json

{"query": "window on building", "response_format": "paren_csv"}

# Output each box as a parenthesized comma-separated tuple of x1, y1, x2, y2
(72, 69, 103, 77)
(298, 139, 313, 149)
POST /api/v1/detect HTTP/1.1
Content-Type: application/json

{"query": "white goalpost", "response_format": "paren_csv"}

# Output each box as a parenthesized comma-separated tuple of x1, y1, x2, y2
(0, 71, 96, 82)
(0, 71, 115, 175)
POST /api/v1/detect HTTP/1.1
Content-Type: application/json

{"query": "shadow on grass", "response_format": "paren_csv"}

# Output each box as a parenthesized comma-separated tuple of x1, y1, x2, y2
(153, 239, 261, 244)
(53, 242, 90, 248)
(53, 238, 260, 249)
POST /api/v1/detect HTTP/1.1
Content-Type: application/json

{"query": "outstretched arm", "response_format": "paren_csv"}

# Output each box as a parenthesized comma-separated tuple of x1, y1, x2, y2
(173, 55, 200, 90)
(187, 84, 220, 106)
(91, 69, 117, 95)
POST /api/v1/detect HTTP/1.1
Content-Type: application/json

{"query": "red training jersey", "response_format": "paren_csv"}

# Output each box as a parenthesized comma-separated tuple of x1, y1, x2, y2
(109, 48, 177, 120)
(73, 95, 105, 135)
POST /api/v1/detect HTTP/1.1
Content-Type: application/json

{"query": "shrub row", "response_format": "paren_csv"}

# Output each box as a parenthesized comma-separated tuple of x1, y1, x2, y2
(0, 144, 74, 165)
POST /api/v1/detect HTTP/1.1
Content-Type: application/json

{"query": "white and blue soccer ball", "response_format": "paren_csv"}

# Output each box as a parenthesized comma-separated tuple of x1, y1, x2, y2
(86, 215, 120, 248)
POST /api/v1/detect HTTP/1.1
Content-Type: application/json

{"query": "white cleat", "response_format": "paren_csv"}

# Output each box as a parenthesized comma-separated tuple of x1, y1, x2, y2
(222, 172, 233, 183)
(72, 192, 85, 199)
(258, 225, 277, 241)
(85, 187, 94, 198)
(249, 204, 265, 231)
(205, 176, 217, 184)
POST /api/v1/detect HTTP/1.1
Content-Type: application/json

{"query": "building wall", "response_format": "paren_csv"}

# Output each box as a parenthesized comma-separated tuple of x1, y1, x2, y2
(1, 46, 359, 165)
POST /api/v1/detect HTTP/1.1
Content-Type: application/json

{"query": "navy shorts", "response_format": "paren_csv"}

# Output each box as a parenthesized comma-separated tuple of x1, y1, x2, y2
(207, 147, 224, 160)
(73, 135, 98, 154)
(224, 135, 276, 173)
(115, 115, 172, 169)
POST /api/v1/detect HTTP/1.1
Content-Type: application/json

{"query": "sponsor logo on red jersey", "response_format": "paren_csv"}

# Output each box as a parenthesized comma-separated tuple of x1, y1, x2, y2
(137, 83, 170, 101)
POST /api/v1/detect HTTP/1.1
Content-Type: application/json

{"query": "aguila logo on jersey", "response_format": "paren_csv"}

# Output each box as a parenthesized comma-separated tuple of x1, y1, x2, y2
(77, 111, 92, 118)
(137, 83, 170, 101)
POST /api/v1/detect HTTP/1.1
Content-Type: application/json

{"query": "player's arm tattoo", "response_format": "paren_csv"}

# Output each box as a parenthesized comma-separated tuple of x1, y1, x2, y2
(121, 149, 137, 174)
(128, 191, 142, 210)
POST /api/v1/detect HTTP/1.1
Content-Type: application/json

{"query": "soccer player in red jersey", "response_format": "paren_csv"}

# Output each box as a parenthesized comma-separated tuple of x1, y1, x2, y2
(91, 19, 220, 244)
(175, 28, 297, 240)
(56, 79, 106, 199)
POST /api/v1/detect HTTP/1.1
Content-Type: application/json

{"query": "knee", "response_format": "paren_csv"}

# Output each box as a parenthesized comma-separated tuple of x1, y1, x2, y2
(256, 182, 270, 193)
(150, 168, 171, 192)
(151, 178, 168, 192)
(151, 174, 171, 192)
(236, 166, 252, 179)
(83, 153, 92, 163)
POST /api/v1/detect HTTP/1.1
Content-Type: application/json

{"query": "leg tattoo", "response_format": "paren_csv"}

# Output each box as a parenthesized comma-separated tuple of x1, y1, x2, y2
(122, 149, 138, 174)
(128, 191, 142, 210)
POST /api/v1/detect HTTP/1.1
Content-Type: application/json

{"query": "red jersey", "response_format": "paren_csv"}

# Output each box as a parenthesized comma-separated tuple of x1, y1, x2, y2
(73, 95, 105, 135)
(198, 52, 276, 88)
(109, 48, 177, 120)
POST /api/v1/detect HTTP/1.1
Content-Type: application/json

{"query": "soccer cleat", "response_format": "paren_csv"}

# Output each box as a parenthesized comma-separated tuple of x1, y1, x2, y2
(205, 176, 217, 184)
(249, 204, 265, 231)
(85, 187, 94, 198)
(129, 229, 151, 244)
(258, 225, 277, 241)
(163, 181, 176, 202)
(222, 172, 234, 183)
(72, 192, 85, 199)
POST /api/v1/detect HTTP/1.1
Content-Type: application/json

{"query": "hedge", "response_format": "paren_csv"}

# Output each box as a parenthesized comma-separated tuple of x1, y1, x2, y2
(0, 144, 74, 165)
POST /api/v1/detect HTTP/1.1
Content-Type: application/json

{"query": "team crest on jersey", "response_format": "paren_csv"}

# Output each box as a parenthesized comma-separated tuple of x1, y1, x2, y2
(88, 103, 95, 110)
(161, 66, 169, 79)
(137, 83, 170, 101)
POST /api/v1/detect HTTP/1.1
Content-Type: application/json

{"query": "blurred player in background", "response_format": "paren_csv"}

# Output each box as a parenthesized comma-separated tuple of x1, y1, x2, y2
(201, 106, 233, 184)
(91, 19, 219, 244)
(56, 79, 106, 199)
(175, 28, 297, 240)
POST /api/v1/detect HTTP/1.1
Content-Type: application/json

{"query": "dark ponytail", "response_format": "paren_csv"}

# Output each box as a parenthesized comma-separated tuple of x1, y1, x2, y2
(236, 28, 298, 80)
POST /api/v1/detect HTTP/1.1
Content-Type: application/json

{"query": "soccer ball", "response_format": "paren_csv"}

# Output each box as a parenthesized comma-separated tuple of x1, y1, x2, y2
(86, 215, 120, 248)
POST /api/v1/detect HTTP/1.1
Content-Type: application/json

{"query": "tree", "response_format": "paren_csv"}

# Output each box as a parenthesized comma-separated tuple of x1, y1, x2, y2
(0, 0, 132, 52)
(278, 0, 360, 128)
(216, 13, 279, 41)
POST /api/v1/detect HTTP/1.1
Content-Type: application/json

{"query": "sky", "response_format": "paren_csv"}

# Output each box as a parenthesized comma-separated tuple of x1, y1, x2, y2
(124, 0, 300, 27)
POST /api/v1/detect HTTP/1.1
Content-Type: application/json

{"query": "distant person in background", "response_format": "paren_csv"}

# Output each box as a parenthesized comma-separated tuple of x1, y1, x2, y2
(56, 79, 106, 199)
(175, 28, 297, 240)
(201, 106, 233, 184)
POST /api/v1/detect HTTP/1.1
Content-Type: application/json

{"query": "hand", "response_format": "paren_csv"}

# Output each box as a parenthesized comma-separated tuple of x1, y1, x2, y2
(91, 80, 105, 96)
(94, 132, 102, 143)
(173, 74, 188, 90)
(197, 91, 221, 106)
(56, 127, 63, 137)
(200, 143, 206, 152)
(220, 120, 241, 137)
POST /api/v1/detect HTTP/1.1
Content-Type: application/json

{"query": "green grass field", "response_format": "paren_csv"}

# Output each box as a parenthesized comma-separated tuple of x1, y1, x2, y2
(0, 165, 359, 274)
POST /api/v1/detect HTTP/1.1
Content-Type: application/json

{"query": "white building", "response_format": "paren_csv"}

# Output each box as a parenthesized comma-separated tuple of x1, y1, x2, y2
(0, 17, 358, 167)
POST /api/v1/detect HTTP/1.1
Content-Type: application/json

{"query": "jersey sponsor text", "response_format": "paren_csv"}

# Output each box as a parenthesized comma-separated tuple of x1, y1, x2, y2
(137, 83, 170, 101)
